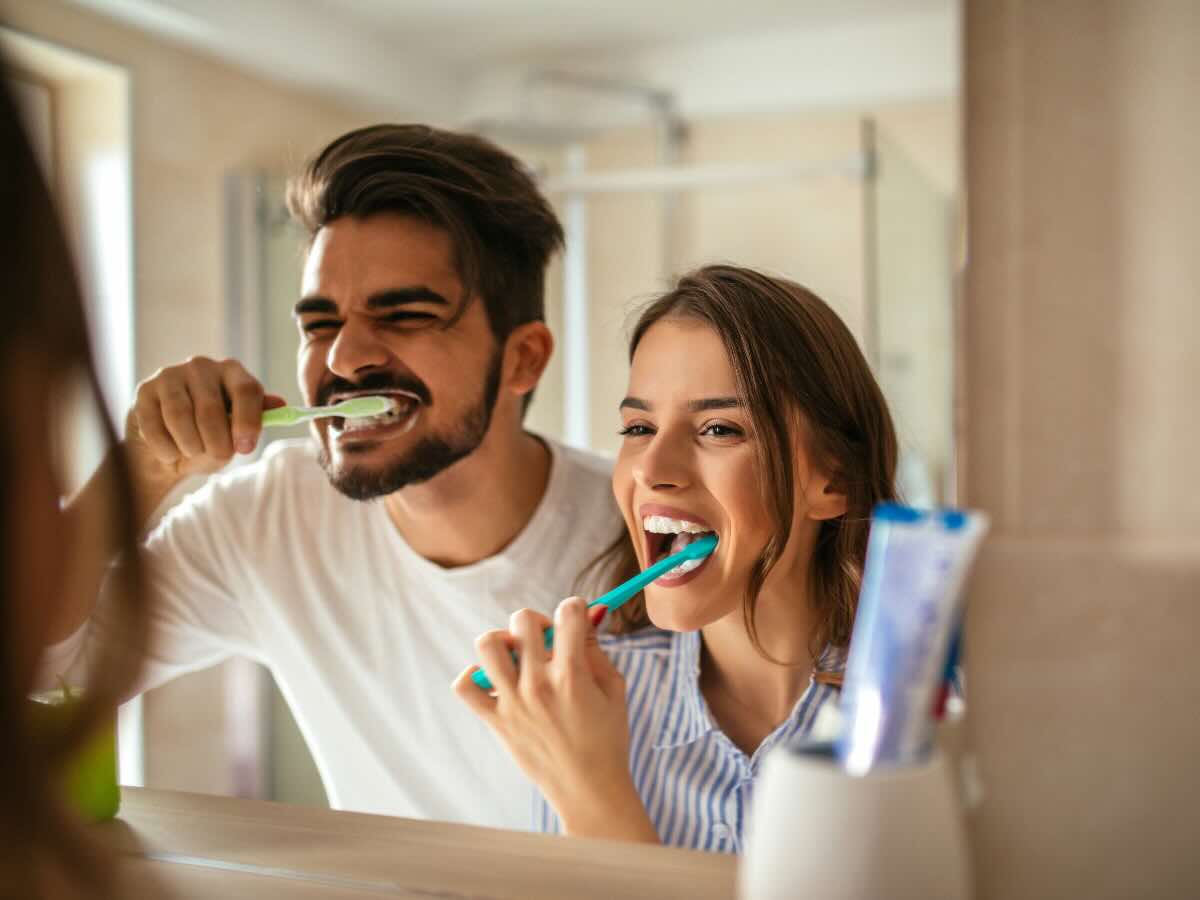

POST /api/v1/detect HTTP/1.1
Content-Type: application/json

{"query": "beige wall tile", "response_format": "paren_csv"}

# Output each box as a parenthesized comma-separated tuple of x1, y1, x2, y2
(965, 1, 1200, 896)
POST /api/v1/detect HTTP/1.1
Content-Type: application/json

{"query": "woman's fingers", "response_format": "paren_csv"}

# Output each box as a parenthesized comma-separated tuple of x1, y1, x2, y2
(552, 597, 592, 674)
(510, 608, 554, 704)
(451, 665, 498, 715)
(474, 629, 519, 695)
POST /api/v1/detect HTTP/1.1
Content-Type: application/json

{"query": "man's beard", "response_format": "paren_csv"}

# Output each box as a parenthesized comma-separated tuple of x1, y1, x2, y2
(317, 349, 503, 501)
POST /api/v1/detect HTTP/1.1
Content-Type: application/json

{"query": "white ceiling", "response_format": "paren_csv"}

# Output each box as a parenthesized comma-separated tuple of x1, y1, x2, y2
(311, 0, 951, 67)
(69, 0, 957, 124)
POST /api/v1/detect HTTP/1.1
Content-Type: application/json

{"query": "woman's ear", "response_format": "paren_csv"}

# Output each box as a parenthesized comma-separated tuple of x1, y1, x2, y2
(804, 470, 849, 522)
(503, 321, 554, 399)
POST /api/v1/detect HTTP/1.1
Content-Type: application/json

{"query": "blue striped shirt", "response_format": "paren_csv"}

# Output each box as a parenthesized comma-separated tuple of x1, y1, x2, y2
(534, 628, 844, 853)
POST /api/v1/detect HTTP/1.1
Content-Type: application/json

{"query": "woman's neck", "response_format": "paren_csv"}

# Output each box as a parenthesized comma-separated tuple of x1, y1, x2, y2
(698, 576, 820, 756)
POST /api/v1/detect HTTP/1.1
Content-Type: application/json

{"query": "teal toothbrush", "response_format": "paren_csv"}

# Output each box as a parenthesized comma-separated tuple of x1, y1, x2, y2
(261, 395, 395, 428)
(471, 533, 718, 691)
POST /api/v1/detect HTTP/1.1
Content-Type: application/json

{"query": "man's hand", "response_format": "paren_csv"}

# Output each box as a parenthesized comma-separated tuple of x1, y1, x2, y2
(125, 357, 285, 515)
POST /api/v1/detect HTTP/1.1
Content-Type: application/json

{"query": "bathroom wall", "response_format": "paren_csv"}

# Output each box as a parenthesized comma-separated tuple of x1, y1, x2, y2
(963, 1, 1200, 896)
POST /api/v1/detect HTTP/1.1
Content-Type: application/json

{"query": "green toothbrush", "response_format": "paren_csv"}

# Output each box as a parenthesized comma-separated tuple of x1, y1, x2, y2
(261, 395, 396, 428)
(471, 533, 718, 691)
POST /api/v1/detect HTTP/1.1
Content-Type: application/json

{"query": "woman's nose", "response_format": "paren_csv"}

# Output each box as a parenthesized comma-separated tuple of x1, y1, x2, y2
(326, 318, 390, 380)
(632, 433, 692, 492)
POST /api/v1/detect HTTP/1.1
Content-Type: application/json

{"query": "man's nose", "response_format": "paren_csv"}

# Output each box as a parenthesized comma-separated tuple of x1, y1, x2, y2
(326, 317, 390, 380)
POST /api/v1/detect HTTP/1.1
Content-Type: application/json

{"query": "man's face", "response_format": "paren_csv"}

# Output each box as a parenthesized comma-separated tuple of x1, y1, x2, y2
(295, 213, 503, 500)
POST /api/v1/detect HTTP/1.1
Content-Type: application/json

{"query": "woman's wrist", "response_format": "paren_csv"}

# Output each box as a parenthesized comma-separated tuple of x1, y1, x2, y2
(557, 778, 660, 844)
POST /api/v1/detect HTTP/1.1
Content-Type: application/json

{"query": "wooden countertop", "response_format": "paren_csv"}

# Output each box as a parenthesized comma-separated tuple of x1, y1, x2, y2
(98, 788, 739, 899)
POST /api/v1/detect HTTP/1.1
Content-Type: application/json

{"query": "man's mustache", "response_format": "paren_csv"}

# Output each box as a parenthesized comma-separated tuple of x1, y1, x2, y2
(316, 371, 432, 408)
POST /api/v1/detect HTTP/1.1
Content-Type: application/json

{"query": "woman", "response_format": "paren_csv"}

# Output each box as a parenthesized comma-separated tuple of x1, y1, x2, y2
(0, 73, 149, 897)
(455, 265, 898, 852)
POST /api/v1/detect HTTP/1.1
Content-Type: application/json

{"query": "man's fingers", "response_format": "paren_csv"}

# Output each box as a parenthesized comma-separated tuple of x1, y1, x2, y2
(132, 389, 179, 464)
(187, 364, 236, 465)
(157, 382, 205, 458)
(222, 361, 266, 455)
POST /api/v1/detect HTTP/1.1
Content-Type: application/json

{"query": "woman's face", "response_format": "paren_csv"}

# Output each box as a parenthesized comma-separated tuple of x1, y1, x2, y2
(612, 317, 839, 632)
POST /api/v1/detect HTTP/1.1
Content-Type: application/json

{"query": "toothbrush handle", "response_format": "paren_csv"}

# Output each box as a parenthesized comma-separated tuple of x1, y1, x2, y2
(262, 406, 307, 427)
(470, 544, 712, 691)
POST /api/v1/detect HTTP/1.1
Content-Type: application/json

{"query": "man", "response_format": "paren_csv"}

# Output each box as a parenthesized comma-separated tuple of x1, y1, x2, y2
(46, 125, 622, 829)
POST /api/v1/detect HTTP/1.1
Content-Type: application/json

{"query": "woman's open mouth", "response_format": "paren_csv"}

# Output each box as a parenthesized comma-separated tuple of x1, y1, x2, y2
(642, 512, 718, 586)
(327, 391, 422, 443)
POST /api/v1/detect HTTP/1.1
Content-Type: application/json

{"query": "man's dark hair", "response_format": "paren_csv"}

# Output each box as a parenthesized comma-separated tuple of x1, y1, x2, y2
(287, 124, 564, 342)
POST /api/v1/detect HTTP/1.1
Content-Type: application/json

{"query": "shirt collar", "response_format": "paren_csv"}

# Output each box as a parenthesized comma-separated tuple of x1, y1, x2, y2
(651, 631, 846, 752)
(653, 630, 711, 750)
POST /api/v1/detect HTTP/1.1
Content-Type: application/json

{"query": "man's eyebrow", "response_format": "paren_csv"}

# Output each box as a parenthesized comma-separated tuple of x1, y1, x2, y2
(366, 287, 449, 310)
(293, 288, 450, 318)
(293, 297, 337, 317)
(619, 396, 650, 411)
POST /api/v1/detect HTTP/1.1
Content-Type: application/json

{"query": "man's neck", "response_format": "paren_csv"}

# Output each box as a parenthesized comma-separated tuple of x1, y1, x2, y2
(382, 426, 552, 568)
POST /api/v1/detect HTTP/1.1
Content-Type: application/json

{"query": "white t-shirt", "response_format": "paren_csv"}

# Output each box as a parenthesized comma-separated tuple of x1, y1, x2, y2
(43, 437, 622, 829)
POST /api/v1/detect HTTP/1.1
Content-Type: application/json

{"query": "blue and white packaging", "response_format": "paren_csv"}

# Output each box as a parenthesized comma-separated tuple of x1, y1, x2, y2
(835, 504, 989, 775)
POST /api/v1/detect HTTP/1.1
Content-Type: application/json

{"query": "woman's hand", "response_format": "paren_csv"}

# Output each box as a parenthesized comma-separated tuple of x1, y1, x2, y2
(453, 597, 659, 843)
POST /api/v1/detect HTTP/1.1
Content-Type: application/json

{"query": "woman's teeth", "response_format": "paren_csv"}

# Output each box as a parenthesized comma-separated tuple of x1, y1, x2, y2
(643, 515, 710, 535)
(642, 515, 716, 577)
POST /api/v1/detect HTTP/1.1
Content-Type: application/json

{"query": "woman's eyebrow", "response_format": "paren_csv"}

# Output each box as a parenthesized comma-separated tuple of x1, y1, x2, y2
(619, 396, 742, 412)
(688, 397, 741, 412)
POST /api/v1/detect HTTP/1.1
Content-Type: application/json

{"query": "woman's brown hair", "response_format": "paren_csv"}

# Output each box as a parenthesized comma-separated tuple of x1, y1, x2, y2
(0, 72, 148, 897)
(582, 265, 898, 662)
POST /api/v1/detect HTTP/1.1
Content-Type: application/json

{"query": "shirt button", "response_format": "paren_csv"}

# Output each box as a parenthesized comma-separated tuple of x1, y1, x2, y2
(713, 823, 732, 841)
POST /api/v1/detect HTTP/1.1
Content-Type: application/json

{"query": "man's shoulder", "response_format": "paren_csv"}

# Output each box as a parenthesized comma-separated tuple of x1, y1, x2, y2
(257, 437, 321, 474)
(153, 438, 326, 532)
(209, 438, 323, 496)
(542, 438, 620, 533)
(550, 439, 614, 483)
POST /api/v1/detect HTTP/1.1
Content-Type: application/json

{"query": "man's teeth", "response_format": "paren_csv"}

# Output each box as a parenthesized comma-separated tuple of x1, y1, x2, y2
(339, 402, 413, 433)
(642, 515, 710, 535)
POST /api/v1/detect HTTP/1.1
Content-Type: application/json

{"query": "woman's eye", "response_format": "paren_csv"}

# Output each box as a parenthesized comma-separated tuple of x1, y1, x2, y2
(618, 423, 654, 437)
(700, 422, 744, 438)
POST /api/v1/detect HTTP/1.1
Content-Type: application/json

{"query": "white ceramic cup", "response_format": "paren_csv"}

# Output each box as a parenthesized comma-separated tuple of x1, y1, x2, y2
(739, 746, 971, 900)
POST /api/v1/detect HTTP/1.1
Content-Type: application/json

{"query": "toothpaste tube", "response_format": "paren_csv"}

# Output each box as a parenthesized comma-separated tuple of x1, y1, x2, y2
(835, 504, 989, 775)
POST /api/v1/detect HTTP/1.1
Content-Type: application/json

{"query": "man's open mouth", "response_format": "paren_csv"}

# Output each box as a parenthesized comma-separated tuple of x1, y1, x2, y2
(327, 390, 422, 439)
(642, 514, 718, 580)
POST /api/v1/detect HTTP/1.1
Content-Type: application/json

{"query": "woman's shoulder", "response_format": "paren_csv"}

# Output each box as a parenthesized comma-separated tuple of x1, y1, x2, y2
(598, 626, 676, 673)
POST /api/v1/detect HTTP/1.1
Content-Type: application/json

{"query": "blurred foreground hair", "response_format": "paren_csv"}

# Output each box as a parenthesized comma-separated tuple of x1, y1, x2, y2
(0, 70, 148, 898)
